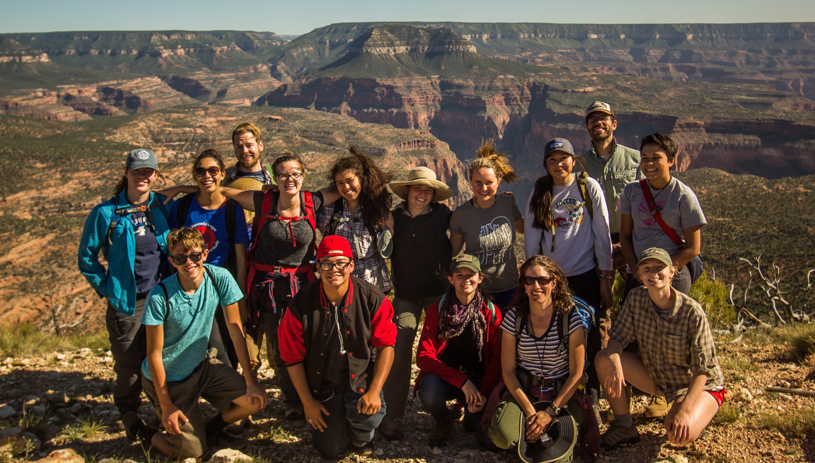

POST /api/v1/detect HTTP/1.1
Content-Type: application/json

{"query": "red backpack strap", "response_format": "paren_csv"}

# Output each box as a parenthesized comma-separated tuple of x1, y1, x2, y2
(638, 179, 684, 247)
(301, 191, 318, 256)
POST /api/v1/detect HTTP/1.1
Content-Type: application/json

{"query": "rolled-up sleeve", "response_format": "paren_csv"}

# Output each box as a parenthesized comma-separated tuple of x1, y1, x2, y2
(688, 307, 719, 376)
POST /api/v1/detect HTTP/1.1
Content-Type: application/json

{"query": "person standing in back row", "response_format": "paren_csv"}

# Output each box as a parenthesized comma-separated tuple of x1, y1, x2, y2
(578, 101, 644, 265)
(378, 167, 455, 440)
(225, 122, 275, 185)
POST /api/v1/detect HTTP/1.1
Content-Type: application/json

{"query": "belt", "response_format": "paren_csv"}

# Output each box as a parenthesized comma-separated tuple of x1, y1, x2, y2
(530, 376, 557, 389)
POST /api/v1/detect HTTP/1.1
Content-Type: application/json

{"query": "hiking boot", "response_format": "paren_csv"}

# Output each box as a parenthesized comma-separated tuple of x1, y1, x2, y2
(428, 419, 454, 448)
(284, 403, 304, 421)
(207, 431, 250, 452)
(378, 417, 404, 441)
(123, 413, 157, 446)
(347, 440, 375, 458)
(645, 396, 670, 419)
(601, 421, 641, 450)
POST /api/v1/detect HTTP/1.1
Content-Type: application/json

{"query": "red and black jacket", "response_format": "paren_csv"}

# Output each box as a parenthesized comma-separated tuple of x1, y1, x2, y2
(279, 276, 396, 396)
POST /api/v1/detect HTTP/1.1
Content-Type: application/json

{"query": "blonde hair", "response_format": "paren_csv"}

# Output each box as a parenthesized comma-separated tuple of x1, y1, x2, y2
(167, 227, 206, 254)
(468, 139, 517, 183)
(231, 122, 263, 144)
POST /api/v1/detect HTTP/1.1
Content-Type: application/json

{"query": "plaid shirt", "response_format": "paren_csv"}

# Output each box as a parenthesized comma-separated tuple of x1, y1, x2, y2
(608, 287, 724, 402)
(317, 200, 392, 293)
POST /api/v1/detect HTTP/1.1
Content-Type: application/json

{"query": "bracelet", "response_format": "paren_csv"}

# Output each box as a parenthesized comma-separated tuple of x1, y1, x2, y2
(600, 275, 615, 280)
(543, 408, 554, 418)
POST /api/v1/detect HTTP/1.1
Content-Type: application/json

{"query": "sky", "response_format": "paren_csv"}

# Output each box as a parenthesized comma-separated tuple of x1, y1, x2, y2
(1, 0, 814, 35)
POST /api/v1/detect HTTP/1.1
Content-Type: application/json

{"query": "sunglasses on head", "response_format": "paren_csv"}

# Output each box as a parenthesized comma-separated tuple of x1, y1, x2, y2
(170, 252, 204, 266)
(194, 167, 221, 177)
(524, 276, 554, 286)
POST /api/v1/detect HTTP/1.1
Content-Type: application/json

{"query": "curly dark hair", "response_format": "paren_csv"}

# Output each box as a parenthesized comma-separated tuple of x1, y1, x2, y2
(509, 255, 574, 319)
(329, 146, 393, 230)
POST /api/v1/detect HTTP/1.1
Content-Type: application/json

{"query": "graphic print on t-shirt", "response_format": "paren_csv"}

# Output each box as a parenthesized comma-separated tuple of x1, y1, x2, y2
(478, 216, 513, 266)
(636, 196, 667, 227)
(191, 222, 220, 252)
(131, 214, 148, 237)
(553, 197, 585, 229)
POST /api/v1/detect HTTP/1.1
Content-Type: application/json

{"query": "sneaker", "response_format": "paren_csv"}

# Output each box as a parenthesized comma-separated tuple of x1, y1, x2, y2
(601, 421, 641, 450)
(645, 396, 670, 419)
(428, 419, 454, 448)
(378, 417, 404, 441)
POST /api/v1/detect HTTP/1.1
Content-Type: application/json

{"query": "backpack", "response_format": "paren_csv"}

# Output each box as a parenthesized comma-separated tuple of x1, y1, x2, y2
(157, 265, 222, 321)
(175, 194, 239, 276)
(514, 295, 594, 357)
(103, 194, 161, 251)
(248, 190, 317, 261)
(542, 172, 594, 254)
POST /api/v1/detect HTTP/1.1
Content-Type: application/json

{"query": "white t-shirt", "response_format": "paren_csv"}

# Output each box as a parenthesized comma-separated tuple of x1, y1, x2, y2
(524, 174, 613, 276)
(617, 177, 706, 258)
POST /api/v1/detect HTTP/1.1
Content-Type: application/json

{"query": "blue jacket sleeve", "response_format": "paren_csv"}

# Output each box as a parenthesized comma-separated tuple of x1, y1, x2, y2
(78, 204, 110, 298)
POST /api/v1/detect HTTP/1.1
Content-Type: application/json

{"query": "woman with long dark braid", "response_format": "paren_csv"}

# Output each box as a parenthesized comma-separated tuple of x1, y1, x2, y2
(414, 254, 502, 450)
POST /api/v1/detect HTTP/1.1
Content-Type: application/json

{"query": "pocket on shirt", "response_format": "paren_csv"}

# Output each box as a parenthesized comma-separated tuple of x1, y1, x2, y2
(662, 333, 690, 367)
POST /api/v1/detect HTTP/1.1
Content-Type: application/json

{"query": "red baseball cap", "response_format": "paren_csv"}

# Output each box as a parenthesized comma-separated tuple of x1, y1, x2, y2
(317, 235, 354, 260)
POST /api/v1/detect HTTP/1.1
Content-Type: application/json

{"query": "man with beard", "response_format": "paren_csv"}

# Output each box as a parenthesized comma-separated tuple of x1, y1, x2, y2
(578, 101, 648, 418)
(225, 122, 274, 185)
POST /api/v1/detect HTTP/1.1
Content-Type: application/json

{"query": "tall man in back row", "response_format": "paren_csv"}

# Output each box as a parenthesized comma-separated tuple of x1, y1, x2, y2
(225, 122, 275, 185)
(578, 101, 646, 414)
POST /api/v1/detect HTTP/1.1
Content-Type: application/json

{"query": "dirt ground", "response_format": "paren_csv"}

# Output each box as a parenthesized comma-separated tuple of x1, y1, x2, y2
(0, 330, 813, 463)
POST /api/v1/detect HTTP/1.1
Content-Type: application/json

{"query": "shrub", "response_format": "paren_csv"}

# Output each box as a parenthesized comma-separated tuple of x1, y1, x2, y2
(688, 271, 736, 329)
(785, 324, 815, 362)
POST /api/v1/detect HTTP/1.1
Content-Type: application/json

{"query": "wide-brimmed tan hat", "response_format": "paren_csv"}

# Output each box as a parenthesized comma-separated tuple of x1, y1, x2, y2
(388, 166, 453, 202)
(223, 177, 264, 191)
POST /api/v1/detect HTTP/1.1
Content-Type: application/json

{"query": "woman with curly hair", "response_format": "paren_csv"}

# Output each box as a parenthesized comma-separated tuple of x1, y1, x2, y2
(489, 255, 588, 459)
(318, 146, 394, 293)
(414, 254, 502, 450)
(449, 140, 523, 313)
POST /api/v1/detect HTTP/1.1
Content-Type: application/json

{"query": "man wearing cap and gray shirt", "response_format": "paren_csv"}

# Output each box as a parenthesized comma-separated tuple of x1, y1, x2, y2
(378, 167, 455, 440)
(579, 101, 643, 254)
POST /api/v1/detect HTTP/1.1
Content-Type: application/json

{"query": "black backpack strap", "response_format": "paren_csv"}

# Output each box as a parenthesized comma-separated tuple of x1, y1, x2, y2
(105, 195, 120, 246)
(225, 199, 237, 247)
(175, 194, 195, 228)
(325, 201, 345, 237)
(557, 307, 573, 356)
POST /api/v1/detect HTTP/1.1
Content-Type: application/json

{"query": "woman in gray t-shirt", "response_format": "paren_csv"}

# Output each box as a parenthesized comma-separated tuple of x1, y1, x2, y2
(449, 140, 524, 313)
(619, 133, 706, 298)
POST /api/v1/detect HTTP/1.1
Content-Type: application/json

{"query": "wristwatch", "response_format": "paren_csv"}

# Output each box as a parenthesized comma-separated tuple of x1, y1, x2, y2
(547, 404, 561, 416)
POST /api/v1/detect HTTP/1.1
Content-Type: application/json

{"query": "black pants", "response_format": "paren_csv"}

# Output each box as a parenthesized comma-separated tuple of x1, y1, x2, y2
(566, 269, 603, 392)
(106, 300, 148, 417)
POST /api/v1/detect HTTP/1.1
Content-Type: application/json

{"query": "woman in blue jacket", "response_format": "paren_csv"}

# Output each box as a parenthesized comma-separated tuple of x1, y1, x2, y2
(78, 148, 173, 446)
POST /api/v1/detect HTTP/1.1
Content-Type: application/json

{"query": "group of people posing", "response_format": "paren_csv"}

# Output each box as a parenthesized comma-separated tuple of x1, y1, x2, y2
(78, 100, 725, 462)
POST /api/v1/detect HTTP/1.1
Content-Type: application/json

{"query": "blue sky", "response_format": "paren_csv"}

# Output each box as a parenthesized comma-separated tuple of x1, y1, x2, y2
(1, 0, 814, 35)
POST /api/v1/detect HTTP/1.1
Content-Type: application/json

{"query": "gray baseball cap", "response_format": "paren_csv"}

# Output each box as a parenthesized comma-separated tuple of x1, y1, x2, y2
(126, 148, 158, 171)
(543, 138, 575, 159)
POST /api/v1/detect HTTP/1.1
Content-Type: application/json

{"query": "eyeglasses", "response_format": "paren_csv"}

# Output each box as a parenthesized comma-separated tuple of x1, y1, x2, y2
(524, 276, 554, 286)
(276, 173, 304, 182)
(170, 252, 204, 265)
(335, 176, 358, 188)
(318, 260, 351, 271)
(194, 167, 221, 177)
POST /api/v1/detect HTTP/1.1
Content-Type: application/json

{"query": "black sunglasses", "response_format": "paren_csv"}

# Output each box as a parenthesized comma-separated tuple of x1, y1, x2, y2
(318, 260, 351, 271)
(194, 167, 221, 177)
(170, 252, 204, 266)
(523, 276, 554, 286)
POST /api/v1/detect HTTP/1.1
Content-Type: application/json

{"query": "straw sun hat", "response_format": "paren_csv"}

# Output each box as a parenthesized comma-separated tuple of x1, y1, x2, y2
(387, 166, 454, 202)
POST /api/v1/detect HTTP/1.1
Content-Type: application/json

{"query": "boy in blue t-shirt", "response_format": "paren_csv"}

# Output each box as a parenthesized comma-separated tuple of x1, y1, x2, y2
(141, 227, 266, 458)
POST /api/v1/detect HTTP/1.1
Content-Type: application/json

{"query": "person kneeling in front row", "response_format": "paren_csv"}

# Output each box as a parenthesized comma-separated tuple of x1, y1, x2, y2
(141, 227, 266, 458)
(279, 236, 396, 459)
(594, 247, 725, 450)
